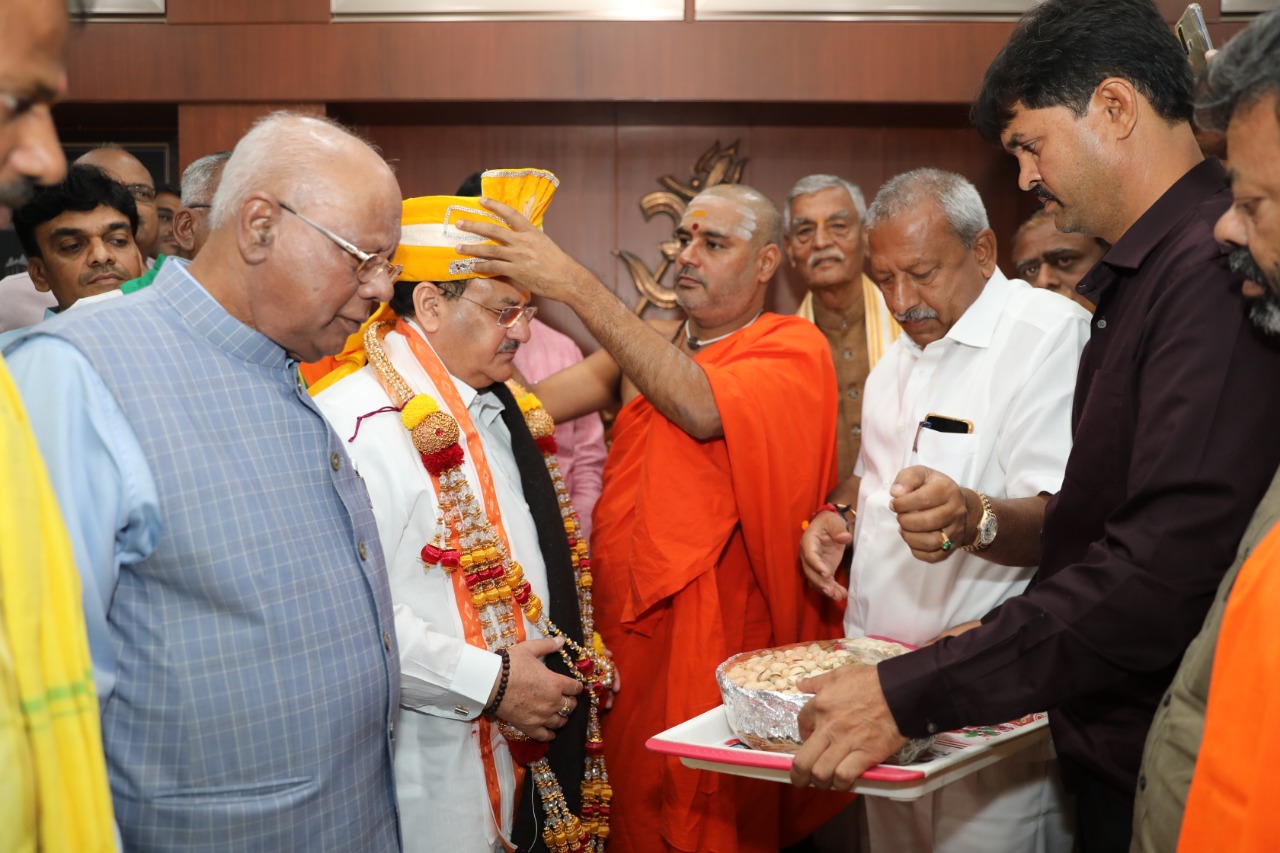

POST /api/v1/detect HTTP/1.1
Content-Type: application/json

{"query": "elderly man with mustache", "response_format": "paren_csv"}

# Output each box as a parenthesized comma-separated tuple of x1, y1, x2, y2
(800, 167, 1090, 853)
(784, 174, 901, 479)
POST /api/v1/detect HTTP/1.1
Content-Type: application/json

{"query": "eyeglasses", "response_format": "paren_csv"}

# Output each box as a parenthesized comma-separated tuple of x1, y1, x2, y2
(124, 183, 157, 202)
(455, 293, 537, 329)
(279, 202, 403, 286)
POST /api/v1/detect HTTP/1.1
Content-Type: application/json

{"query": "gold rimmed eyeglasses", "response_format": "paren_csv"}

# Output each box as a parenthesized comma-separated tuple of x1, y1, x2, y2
(279, 202, 403, 285)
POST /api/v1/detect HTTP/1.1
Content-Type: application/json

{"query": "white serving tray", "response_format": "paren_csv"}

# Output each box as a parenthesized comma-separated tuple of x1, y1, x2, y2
(646, 705, 1049, 801)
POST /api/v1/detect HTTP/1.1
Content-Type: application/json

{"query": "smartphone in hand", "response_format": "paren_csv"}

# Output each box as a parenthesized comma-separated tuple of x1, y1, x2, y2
(1176, 4, 1214, 75)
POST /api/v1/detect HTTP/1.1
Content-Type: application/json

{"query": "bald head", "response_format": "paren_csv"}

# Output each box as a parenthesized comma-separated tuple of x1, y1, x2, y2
(211, 113, 397, 231)
(76, 146, 158, 257)
(691, 184, 781, 251)
(191, 111, 402, 363)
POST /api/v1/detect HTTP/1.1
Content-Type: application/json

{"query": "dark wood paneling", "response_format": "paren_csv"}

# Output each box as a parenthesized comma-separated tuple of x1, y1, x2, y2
(176, 103, 325, 171)
(63, 21, 1018, 105)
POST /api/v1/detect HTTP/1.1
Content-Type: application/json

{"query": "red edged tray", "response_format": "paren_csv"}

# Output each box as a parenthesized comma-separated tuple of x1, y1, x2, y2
(646, 706, 1049, 801)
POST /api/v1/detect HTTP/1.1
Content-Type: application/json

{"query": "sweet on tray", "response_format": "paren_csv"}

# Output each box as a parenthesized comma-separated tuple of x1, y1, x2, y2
(715, 638, 933, 763)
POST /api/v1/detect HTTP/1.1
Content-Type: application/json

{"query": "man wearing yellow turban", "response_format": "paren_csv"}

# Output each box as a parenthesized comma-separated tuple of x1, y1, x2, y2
(313, 170, 615, 853)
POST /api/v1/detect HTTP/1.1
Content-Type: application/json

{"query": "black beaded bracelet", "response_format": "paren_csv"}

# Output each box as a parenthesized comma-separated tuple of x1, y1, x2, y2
(483, 648, 511, 717)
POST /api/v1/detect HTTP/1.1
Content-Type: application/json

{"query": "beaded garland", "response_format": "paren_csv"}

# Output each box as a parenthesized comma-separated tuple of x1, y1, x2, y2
(363, 320, 614, 853)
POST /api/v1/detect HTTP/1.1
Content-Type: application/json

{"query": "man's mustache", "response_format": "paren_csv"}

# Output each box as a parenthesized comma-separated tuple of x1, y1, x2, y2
(1033, 184, 1062, 207)
(80, 263, 132, 282)
(809, 250, 845, 270)
(1229, 246, 1270, 285)
(893, 306, 939, 323)
(676, 265, 706, 286)
(498, 339, 521, 353)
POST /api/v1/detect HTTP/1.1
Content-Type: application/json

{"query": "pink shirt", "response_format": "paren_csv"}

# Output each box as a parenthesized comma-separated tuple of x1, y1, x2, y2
(513, 318, 606, 540)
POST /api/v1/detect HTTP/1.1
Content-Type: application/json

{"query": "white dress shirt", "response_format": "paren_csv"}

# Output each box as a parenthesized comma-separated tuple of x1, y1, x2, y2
(848, 269, 1089, 853)
(315, 321, 552, 853)
(846, 268, 1090, 647)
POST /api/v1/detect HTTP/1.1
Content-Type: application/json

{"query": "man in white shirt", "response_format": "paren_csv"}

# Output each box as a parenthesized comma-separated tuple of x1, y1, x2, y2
(800, 168, 1089, 852)
(314, 177, 613, 853)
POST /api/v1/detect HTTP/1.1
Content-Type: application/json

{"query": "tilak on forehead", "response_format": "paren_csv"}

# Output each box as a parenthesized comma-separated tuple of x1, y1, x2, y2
(686, 192, 755, 242)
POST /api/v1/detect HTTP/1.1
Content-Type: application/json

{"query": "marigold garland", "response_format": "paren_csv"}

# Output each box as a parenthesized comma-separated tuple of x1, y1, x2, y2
(363, 321, 614, 853)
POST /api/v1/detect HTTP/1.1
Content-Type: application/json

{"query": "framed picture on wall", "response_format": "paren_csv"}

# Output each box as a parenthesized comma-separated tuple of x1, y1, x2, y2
(62, 142, 173, 186)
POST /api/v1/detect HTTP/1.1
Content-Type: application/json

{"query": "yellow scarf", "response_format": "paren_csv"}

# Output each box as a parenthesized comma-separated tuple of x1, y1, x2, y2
(0, 357, 115, 851)
(796, 273, 901, 368)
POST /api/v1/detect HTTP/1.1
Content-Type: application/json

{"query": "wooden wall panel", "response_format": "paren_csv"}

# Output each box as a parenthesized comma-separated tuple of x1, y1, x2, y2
(62, 21, 1019, 105)
(176, 103, 325, 172)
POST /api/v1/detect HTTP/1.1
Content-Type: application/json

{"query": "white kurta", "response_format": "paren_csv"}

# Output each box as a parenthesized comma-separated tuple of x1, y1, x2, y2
(315, 323, 553, 853)
(848, 269, 1090, 853)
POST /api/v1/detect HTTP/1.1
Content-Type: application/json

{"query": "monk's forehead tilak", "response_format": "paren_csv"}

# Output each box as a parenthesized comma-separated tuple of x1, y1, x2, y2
(684, 199, 755, 242)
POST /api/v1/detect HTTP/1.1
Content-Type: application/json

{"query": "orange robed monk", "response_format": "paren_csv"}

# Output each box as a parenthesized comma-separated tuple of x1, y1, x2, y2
(456, 183, 846, 852)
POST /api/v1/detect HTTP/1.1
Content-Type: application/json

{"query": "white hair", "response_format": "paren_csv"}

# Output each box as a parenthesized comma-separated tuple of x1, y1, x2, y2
(783, 174, 867, 234)
(180, 150, 231, 206)
(866, 168, 989, 248)
(209, 111, 374, 229)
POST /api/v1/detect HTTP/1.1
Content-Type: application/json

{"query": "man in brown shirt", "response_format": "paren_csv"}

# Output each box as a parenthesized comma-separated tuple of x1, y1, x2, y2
(786, 174, 900, 477)
(791, 3, 1280, 851)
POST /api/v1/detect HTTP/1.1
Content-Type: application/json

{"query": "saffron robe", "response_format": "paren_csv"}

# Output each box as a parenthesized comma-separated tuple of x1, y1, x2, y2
(593, 313, 844, 853)
(1176, 521, 1280, 852)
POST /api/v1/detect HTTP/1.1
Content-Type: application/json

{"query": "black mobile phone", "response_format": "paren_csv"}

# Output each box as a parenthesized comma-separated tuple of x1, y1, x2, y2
(921, 414, 973, 435)
(1176, 4, 1214, 75)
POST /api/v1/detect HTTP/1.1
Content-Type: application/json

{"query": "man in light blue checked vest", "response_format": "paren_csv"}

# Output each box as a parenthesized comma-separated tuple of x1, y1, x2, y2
(4, 111, 406, 851)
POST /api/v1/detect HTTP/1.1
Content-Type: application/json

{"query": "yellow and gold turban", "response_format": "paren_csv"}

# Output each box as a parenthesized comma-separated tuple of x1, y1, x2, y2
(301, 167, 559, 395)
(395, 167, 559, 282)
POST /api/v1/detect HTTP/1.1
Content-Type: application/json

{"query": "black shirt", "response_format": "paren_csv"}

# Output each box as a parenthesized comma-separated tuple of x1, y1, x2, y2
(879, 159, 1280, 798)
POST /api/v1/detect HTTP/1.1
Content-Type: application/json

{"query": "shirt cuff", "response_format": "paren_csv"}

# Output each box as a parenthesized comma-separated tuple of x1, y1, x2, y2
(451, 644, 503, 720)
(877, 645, 962, 739)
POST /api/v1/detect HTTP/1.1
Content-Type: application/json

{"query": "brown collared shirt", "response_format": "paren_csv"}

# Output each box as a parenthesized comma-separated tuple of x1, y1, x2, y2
(811, 285, 870, 478)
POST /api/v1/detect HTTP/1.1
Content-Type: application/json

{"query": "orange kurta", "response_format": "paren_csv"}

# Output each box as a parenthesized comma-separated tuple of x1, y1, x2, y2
(1177, 522, 1280, 852)
(593, 313, 844, 853)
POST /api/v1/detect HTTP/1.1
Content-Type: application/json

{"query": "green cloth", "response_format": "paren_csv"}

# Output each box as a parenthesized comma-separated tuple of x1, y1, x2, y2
(120, 254, 166, 295)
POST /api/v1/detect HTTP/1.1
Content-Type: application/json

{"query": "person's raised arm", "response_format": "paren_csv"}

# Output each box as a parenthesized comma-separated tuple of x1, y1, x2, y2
(457, 199, 724, 439)
(529, 348, 622, 423)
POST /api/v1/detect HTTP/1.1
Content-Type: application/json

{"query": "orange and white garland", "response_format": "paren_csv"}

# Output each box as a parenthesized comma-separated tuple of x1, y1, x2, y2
(364, 320, 614, 853)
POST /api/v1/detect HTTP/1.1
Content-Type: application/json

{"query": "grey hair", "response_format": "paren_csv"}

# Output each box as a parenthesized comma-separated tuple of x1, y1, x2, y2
(866, 168, 989, 248)
(1196, 8, 1280, 133)
(210, 111, 376, 230)
(180, 150, 232, 206)
(783, 174, 867, 233)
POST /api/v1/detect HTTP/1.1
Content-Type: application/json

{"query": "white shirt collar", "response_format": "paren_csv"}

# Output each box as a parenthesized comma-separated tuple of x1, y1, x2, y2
(943, 266, 1015, 350)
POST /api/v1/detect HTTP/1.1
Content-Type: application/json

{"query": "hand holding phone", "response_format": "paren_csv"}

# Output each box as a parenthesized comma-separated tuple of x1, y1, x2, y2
(1176, 4, 1214, 75)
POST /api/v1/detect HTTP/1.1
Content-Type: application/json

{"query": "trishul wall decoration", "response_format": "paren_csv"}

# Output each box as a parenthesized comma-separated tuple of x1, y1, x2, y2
(616, 140, 749, 315)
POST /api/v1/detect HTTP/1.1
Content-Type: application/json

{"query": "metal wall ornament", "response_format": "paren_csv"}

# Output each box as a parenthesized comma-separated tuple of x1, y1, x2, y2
(617, 140, 749, 315)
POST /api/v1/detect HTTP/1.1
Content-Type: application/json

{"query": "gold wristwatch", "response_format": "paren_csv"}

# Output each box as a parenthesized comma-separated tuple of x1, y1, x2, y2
(963, 492, 998, 552)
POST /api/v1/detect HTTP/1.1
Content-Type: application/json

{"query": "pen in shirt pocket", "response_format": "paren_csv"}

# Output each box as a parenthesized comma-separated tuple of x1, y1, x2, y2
(913, 413, 973, 452)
